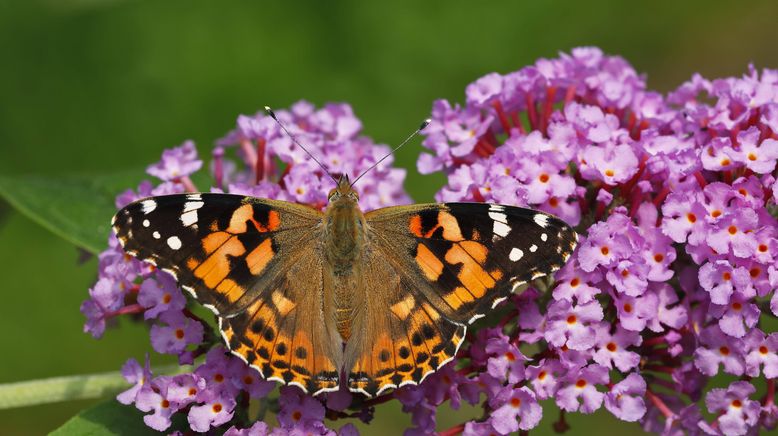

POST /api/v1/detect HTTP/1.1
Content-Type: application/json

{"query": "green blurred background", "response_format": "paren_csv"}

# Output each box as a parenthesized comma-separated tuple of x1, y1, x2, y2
(1, 0, 777, 434)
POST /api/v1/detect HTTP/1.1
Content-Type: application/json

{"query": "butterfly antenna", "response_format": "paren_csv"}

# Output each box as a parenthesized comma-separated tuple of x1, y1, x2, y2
(350, 118, 431, 187)
(264, 106, 338, 183)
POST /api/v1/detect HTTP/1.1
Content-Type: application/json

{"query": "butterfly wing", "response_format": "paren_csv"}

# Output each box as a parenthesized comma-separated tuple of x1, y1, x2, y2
(366, 202, 578, 324)
(113, 193, 342, 394)
(345, 203, 577, 395)
(344, 249, 466, 396)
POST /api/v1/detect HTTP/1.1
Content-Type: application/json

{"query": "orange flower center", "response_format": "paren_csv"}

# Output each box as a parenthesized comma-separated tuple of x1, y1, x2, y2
(653, 253, 664, 262)
(749, 267, 761, 278)
(747, 153, 757, 161)
(212, 403, 223, 413)
(711, 210, 722, 218)
(570, 278, 581, 287)
(623, 303, 633, 313)
(162, 293, 172, 304)
(175, 329, 184, 340)
(722, 272, 732, 281)
(161, 399, 170, 409)
(601, 246, 610, 256)
(720, 158, 731, 166)
(511, 397, 522, 408)
(606, 342, 617, 352)
(505, 352, 516, 362)
(728, 225, 737, 235)
(605, 169, 615, 177)
(214, 373, 224, 383)
(539, 173, 550, 183)
(758, 244, 768, 253)
(760, 346, 769, 355)
(576, 379, 587, 388)
(686, 213, 697, 223)
(719, 346, 730, 356)
(567, 315, 577, 324)
(731, 399, 742, 408)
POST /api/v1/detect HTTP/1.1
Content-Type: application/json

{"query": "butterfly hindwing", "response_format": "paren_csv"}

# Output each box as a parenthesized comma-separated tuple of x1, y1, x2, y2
(365, 202, 578, 326)
(344, 249, 466, 396)
(219, 249, 343, 395)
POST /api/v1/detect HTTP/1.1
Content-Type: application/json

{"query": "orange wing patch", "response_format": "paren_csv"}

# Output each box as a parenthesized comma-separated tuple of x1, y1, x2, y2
(227, 204, 281, 234)
(246, 239, 274, 275)
(409, 211, 464, 241)
(415, 244, 444, 281)
(195, 235, 246, 289)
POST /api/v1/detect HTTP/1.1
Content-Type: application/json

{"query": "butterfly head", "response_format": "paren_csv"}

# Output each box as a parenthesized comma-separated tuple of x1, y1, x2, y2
(328, 174, 359, 206)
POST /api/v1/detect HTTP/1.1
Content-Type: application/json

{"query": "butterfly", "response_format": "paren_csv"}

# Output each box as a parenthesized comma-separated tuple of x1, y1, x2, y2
(112, 110, 578, 397)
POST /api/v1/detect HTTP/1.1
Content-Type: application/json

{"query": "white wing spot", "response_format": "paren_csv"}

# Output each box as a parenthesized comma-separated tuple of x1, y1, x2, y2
(186, 193, 202, 201)
(531, 271, 546, 280)
(183, 201, 204, 212)
(491, 296, 508, 309)
(167, 236, 182, 250)
(181, 210, 198, 226)
(533, 213, 549, 228)
(468, 313, 485, 324)
(493, 220, 511, 238)
(541, 233, 548, 242)
(142, 219, 150, 228)
(509, 247, 524, 262)
(488, 211, 508, 223)
(153, 231, 161, 239)
(141, 199, 157, 214)
(489, 204, 505, 212)
(530, 244, 538, 253)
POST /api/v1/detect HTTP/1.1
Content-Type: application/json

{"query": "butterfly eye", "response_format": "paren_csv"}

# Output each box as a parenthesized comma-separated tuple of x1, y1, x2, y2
(349, 191, 359, 200)
(327, 188, 339, 201)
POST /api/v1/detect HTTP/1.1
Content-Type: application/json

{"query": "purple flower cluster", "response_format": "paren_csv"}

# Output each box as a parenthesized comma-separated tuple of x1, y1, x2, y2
(411, 47, 778, 435)
(81, 51, 778, 435)
(82, 102, 410, 434)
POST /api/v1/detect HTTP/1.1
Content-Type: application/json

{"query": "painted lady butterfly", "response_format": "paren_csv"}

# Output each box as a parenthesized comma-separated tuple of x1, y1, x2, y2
(112, 111, 578, 397)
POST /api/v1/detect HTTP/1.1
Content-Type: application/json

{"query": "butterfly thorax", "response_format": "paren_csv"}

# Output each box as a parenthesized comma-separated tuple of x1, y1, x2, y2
(324, 177, 368, 341)
(324, 196, 366, 275)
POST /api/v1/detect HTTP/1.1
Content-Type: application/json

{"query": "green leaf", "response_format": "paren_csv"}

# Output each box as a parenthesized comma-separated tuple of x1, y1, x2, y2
(0, 172, 146, 254)
(0, 170, 215, 255)
(51, 400, 156, 435)
(52, 398, 191, 435)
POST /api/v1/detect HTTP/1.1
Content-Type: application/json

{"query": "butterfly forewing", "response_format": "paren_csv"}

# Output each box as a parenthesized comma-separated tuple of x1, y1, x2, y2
(113, 194, 322, 315)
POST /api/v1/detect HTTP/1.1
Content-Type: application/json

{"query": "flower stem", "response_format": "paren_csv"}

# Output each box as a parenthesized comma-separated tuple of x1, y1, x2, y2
(0, 365, 184, 409)
(438, 422, 465, 436)
(646, 388, 674, 419)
